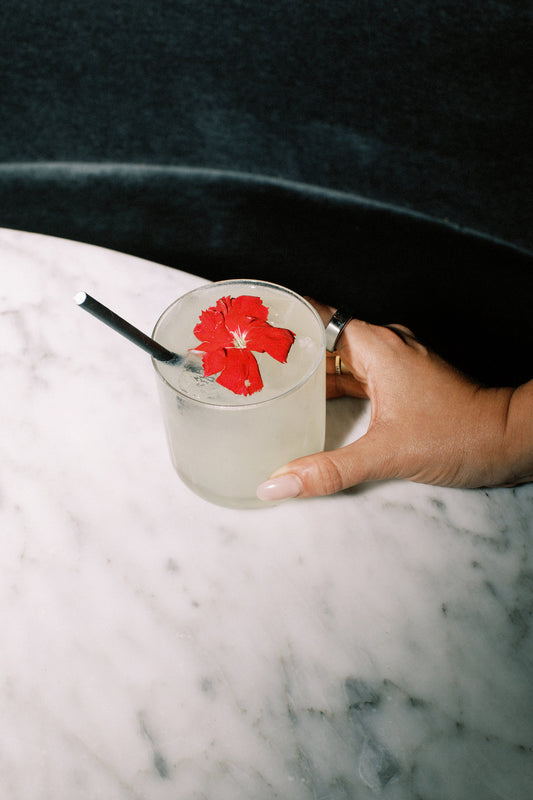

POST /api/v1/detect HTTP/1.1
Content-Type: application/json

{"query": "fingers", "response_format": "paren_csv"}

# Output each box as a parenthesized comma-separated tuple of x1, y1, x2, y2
(307, 297, 423, 359)
(256, 429, 395, 501)
(307, 297, 382, 383)
(382, 323, 428, 354)
(383, 323, 416, 340)
(325, 352, 368, 399)
(306, 298, 336, 327)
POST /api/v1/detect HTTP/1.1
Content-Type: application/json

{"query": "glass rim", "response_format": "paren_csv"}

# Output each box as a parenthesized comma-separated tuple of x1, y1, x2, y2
(151, 278, 326, 409)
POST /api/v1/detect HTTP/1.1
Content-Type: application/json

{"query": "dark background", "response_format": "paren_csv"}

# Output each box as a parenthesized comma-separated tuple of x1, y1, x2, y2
(1, 1, 531, 385)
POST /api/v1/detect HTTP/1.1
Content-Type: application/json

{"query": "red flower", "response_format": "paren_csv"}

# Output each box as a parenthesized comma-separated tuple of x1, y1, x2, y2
(193, 295, 295, 395)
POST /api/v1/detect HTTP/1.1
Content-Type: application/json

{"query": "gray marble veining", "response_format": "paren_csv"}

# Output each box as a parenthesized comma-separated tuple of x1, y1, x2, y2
(1, 228, 532, 799)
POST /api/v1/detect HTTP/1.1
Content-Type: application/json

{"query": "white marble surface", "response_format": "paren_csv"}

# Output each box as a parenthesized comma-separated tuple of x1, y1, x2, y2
(1, 226, 532, 800)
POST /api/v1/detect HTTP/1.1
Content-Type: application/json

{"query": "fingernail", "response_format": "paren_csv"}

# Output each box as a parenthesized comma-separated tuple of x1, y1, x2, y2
(256, 473, 303, 502)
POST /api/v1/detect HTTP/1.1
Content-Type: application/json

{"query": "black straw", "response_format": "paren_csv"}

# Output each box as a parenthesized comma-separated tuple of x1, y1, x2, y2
(74, 292, 180, 363)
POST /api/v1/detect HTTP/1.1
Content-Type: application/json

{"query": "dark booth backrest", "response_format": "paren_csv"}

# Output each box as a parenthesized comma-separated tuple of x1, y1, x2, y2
(0, 1, 531, 384)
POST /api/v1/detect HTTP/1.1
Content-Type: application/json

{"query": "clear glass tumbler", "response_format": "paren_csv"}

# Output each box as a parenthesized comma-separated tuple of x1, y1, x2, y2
(152, 279, 326, 508)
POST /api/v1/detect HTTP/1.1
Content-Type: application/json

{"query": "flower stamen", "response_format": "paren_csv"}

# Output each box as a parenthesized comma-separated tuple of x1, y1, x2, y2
(231, 328, 248, 349)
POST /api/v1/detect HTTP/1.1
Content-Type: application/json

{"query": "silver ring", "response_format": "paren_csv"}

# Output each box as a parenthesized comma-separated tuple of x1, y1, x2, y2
(325, 308, 352, 352)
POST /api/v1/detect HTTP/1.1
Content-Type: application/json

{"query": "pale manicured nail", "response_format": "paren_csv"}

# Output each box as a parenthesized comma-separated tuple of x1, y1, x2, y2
(256, 473, 303, 502)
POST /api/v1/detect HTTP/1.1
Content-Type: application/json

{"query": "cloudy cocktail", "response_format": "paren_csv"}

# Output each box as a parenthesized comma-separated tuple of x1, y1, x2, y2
(152, 280, 326, 508)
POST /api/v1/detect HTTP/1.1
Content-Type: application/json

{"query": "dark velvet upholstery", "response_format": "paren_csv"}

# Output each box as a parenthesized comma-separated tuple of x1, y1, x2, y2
(1, 1, 531, 385)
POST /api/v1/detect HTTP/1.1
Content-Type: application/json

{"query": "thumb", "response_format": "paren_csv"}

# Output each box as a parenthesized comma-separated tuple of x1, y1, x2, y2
(256, 429, 392, 500)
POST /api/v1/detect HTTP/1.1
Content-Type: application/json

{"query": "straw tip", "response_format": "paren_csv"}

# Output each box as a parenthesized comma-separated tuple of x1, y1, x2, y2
(74, 291, 87, 305)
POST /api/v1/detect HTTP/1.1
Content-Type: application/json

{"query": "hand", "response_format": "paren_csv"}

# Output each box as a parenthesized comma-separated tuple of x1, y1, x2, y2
(256, 301, 532, 501)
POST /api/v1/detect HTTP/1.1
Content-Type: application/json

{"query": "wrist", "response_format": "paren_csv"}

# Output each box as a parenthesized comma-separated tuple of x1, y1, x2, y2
(458, 386, 511, 487)
(498, 381, 533, 486)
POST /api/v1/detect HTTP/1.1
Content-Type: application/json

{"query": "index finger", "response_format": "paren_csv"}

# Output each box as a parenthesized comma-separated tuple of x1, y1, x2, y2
(306, 298, 377, 382)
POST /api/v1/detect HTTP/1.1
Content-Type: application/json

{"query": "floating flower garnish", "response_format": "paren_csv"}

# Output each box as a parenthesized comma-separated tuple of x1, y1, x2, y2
(193, 295, 295, 395)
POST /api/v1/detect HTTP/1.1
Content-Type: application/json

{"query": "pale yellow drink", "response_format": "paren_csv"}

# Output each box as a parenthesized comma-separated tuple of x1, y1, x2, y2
(152, 280, 325, 508)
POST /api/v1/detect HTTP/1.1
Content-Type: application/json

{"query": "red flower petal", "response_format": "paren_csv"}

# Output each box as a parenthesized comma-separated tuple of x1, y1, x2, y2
(215, 349, 263, 396)
(228, 295, 269, 322)
(243, 319, 295, 362)
(193, 300, 233, 348)
(200, 348, 227, 377)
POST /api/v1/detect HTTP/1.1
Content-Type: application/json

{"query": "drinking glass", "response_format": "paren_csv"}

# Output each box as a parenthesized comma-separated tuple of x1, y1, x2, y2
(152, 279, 326, 508)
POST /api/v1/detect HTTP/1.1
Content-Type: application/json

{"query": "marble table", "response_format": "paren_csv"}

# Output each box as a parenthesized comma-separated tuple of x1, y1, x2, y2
(1, 227, 532, 799)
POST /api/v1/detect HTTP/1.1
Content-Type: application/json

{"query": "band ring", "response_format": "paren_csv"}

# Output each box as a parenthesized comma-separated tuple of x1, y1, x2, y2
(325, 308, 353, 352)
(334, 354, 350, 375)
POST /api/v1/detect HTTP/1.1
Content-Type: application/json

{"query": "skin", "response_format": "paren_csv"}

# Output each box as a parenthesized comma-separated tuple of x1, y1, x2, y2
(257, 301, 533, 500)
